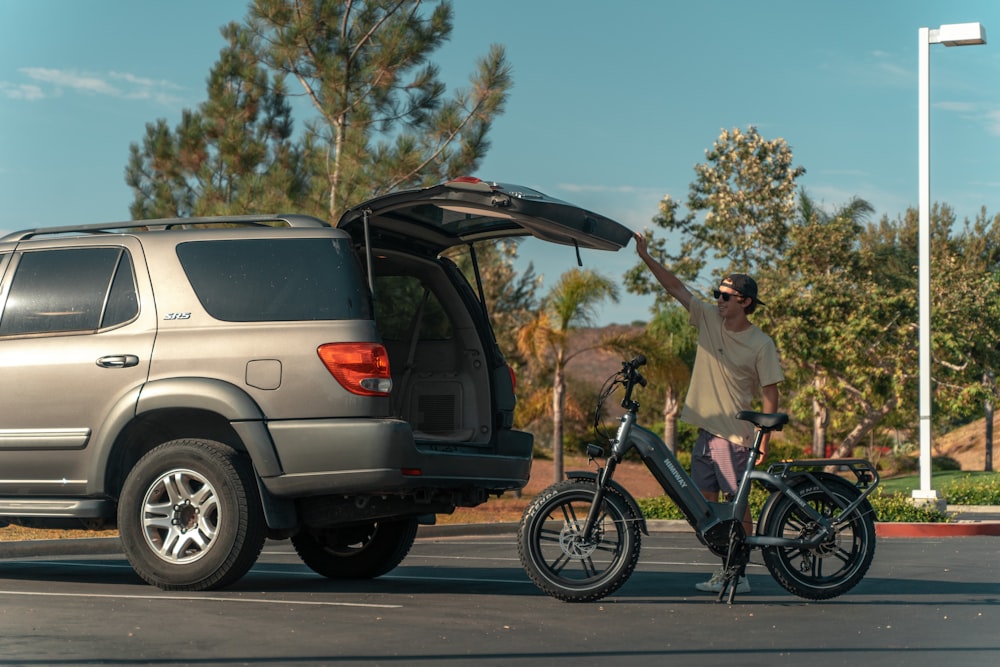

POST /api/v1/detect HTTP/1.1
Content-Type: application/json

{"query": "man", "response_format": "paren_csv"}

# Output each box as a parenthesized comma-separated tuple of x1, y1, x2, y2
(634, 233, 783, 594)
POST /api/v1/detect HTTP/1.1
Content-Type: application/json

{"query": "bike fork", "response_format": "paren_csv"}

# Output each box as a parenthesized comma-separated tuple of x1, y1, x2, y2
(579, 456, 618, 540)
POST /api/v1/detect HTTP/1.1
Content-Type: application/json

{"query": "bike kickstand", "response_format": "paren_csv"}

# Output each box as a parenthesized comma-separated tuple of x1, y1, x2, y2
(715, 573, 739, 604)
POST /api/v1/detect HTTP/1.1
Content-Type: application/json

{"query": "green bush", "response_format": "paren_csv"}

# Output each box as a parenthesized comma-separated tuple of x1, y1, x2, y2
(869, 489, 950, 522)
(637, 485, 952, 523)
(942, 476, 1000, 505)
(932, 456, 962, 472)
(637, 486, 770, 521)
(880, 471, 1000, 504)
(636, 495, 685, 520)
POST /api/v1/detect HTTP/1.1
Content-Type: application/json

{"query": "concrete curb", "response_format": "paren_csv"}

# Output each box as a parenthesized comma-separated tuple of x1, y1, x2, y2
(875, 521, 1000, 538)
(420, 518, 1000, 540)
(0, 536, 122, 559)
(3, 509, 998, 559)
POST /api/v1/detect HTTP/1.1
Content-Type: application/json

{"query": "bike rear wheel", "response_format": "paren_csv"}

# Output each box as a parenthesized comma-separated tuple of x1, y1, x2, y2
(517, 479, 642, 602)
(760, 478, 876, 600)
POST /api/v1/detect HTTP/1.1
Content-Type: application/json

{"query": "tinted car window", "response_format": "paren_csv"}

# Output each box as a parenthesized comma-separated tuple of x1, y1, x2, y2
(103, 251, 139, 328)
(375, 275, 453, 341)
(177, 238, 371, 322)
(0, 247, 136, 336)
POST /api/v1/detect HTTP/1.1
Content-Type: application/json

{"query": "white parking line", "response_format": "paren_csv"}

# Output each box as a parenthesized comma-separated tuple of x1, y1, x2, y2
(0, 589, 402, 609)
(384, 574, 531, 585)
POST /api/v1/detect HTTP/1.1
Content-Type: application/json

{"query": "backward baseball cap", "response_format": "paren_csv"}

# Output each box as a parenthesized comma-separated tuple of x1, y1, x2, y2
(722, 273, 764, 306)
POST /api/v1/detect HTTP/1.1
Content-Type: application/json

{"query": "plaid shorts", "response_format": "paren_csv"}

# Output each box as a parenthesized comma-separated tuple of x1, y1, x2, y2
(691, 429, 750, 498)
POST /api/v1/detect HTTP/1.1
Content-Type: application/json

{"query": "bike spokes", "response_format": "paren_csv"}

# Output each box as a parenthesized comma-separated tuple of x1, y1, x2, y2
(517, 479, 642, 602)
(762, 481, 876, 600)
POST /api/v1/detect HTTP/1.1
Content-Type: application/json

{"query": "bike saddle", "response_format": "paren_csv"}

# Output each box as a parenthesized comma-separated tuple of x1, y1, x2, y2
(735, 411, 789, 432)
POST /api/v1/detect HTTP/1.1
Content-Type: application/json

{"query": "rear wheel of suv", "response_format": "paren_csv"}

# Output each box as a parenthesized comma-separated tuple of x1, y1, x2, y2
(292, 517, 419, 579)
(118, 439, 267, 591)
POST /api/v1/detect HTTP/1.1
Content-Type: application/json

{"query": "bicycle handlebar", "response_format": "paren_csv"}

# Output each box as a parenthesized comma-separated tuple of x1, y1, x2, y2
(622, 355, 647, 389)
(618, 354, 647, 408)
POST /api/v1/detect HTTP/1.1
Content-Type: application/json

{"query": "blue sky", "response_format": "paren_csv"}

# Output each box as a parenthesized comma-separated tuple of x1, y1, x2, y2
(2, 0, 998, 325)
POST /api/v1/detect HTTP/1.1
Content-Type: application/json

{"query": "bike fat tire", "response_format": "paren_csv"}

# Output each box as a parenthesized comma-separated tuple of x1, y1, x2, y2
(292, 517, 419, 579)
(118, 438, 267, 591)
(760, 477, 877, 600)
(517, 478, 642, 602)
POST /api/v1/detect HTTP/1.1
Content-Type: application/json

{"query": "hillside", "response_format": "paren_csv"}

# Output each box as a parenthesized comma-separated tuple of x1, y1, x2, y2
(562, 324, 644, 382)
(934, 413, 1000, 471)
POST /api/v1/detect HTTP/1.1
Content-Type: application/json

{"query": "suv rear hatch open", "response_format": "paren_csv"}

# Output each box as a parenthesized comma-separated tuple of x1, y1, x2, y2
(337, 176, 634, 260)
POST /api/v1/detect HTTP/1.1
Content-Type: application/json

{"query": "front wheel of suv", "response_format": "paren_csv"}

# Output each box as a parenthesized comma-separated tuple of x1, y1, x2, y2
(292, 517, 419, 579)
(118, 438, 267, 591)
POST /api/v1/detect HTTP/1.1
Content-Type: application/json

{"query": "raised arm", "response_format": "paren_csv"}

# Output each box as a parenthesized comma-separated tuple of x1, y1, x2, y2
(634, 232, 693, 310)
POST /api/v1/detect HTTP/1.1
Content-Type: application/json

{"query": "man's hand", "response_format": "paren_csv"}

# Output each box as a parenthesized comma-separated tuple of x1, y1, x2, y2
(634, 232, 650, 258)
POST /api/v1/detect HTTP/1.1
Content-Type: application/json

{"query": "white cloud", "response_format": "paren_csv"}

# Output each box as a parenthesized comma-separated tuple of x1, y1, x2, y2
(21, 67, 119, 95)
(936, 101, 976, 113)
(934, 101, 1000, 138)
(555, 183, 664, 197)
(0, 82, 45, 101)
(3, 67, 185, 107)
(985, 109, 1000, 137)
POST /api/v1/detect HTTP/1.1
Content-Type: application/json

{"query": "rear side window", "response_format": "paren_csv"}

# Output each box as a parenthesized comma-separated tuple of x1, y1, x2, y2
(0, 247, 138, 336)
(375, 275, 453, 341)
(177, 238, 371, 322)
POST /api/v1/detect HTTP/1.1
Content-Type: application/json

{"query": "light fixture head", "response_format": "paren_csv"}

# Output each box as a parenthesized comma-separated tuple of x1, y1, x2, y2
(930, 22, 987, 47)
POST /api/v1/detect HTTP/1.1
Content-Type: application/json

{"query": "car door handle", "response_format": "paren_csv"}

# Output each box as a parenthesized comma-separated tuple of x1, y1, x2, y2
(96, 354, 140, 368)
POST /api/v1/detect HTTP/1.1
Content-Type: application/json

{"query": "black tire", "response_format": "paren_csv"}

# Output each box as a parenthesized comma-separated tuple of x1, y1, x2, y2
(517, 479, 642, 602)
(117, 439, 267, 591)
(760, 478, 877, 600)
(292, 517, 419, 579)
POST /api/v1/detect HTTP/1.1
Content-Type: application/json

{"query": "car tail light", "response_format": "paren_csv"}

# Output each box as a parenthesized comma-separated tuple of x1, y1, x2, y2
(317, 343, 392, 396)
(508, 364, 517, 393)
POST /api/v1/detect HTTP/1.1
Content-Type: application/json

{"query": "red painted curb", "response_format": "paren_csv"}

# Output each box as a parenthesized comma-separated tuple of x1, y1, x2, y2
(876, 522, 1000, 538)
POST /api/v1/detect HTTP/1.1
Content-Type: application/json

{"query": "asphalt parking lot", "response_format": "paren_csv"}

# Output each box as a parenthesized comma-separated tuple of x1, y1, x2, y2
(0, 528, 998, 667)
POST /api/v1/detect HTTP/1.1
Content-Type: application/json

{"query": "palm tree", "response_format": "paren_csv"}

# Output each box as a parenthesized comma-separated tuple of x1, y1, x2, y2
(603, 303, 696, 453)
(518, 268, 619, 483)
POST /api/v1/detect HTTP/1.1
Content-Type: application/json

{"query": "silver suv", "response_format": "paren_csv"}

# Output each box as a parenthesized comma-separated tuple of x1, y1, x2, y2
(0, 177, 631, 590)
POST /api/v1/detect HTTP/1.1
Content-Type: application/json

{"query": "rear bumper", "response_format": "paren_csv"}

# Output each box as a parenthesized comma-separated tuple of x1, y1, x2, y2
(260, 418, 532, 498)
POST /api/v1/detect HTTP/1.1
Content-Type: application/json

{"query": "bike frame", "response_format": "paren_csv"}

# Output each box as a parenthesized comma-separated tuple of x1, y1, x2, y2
(581, 376, 880, 555)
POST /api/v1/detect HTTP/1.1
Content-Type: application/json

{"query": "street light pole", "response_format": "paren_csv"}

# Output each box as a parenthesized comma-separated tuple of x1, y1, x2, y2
(913, 22, 986, 505)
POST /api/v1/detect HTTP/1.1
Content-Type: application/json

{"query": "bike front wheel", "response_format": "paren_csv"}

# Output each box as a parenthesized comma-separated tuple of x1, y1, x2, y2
(760, 478, 877, 600)
(517, 479, 642, 602)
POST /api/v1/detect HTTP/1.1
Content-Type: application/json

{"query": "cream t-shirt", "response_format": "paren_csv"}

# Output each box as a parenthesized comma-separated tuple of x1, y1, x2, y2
(681, 298, 784, 446)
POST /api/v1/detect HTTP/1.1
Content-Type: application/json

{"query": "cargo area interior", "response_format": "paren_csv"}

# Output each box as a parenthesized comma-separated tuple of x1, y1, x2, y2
(373, 251, 492, 446)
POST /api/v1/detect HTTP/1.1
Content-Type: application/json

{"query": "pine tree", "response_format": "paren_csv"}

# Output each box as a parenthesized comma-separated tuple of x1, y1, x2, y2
(127, 1, 513, 223)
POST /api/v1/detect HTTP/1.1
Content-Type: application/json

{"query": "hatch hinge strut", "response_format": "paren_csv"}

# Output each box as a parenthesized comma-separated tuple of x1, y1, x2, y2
(362, 208, 376, 299)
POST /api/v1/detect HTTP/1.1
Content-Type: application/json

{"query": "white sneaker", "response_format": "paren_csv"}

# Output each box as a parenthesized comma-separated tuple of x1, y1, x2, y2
(695, 569, 750, 594)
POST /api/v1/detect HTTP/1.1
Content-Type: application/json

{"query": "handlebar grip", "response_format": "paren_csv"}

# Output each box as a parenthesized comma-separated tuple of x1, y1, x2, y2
(629, 354, 647, 368)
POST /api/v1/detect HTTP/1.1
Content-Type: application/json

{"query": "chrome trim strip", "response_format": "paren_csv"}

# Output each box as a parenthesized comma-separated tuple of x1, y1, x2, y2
(0, 428, 90, 450)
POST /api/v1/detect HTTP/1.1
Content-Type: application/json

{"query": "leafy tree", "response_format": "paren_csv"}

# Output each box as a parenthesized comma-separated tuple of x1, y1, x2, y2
(126, 0, 513, 222)
(641, 126, 805, 282)
(761, 199, 1000, 460)
(757, 193, 915, 457)
(925, 206, 1000, 426)
(517, 268, 619, 482)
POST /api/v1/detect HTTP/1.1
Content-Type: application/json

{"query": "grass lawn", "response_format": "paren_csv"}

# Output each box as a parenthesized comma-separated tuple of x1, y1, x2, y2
(879, 470, 1000, 496)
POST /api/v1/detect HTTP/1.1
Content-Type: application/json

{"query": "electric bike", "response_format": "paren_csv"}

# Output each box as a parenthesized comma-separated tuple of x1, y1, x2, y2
(517, 355, 880, 603)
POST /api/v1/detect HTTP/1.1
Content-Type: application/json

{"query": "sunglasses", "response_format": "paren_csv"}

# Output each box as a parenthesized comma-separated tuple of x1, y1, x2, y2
(713, 289, 744, 302)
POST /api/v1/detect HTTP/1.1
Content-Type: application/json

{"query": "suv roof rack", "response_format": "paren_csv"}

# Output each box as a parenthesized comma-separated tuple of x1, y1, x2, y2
(2, 213, 330, 242)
